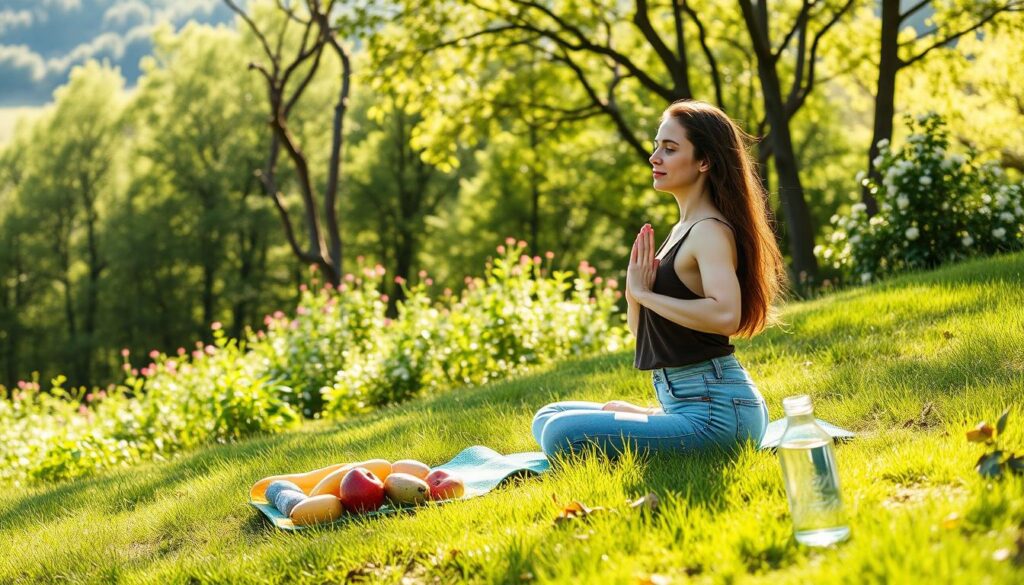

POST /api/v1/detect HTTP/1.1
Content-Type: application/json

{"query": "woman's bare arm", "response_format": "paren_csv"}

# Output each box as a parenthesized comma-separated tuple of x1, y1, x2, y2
(633, 221, 741, 336)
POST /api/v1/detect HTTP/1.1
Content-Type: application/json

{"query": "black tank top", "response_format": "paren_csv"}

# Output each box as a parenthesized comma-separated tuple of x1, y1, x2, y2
(634, 217, 736, 370)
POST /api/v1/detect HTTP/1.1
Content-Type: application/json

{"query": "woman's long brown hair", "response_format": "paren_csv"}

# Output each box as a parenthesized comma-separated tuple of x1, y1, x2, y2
(663, 100, 788, 337)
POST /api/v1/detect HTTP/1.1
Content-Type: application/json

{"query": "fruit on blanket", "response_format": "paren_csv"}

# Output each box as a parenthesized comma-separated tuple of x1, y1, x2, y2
(308, 458, 392, 496)
(265, 480, 303, 505)
(249, 462, 349, 500)
(360, 458, 393, 482)
(391, 459, 430, 480)
(308, 463, 357, 497)
(273, 489, 308, 516)
(289, 494, 344, 526)
(339, 467, 386, 513)
(384, 472, 430, 505)
(426, 469, 466, 501)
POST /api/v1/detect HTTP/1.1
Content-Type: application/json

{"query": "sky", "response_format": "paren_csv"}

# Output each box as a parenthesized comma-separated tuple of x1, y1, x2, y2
(0, 0, 236, 106)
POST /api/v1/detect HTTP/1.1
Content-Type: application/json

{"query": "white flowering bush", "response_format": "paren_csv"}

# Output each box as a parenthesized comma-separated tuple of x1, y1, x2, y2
(817, 113, 1024, 283)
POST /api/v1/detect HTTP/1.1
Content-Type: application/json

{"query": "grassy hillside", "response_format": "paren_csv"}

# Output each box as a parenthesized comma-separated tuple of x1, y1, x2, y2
(2, 253, 1023, 584)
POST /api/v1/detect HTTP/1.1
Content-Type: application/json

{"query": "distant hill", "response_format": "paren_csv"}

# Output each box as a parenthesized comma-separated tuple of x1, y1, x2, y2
(0, 0, 235, 106)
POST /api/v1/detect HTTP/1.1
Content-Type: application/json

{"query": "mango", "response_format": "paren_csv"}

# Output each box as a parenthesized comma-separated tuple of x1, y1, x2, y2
(384, 472, 430, 505)
(290, 494, 344, 526)
(391, 459, 430, 480)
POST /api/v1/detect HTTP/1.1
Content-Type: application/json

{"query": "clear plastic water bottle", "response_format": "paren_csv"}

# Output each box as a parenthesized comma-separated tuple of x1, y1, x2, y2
(777, 394, 850, 546)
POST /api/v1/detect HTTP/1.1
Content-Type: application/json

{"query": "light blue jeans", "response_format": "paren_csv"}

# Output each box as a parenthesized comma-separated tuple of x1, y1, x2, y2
(532, 355, 769, 458)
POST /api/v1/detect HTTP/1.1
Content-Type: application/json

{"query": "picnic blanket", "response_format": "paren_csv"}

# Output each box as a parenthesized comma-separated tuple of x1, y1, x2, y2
(251, 420, 853, 530)
(249, 446, 551, 531)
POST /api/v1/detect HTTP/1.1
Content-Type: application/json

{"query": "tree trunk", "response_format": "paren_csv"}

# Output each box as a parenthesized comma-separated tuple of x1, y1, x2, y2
(863, 0, 901, 215)
(740, 0, 819, 280)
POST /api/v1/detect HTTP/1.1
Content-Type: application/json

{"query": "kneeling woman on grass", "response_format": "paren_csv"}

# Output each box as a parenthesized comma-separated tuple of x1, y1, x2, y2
(532, 100, 787, 458)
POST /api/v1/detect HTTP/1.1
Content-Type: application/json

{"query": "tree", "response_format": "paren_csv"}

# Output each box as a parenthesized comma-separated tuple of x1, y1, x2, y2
(224, 0, 356, 286)
(862, 0, 1024, 214)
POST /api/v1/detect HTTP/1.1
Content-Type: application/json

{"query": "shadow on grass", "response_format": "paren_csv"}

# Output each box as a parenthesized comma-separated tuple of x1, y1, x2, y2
(0, 351, 640, 535)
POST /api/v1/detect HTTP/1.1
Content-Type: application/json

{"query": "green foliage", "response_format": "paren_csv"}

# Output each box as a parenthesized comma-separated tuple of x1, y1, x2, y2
(321, 241, 628, 415)
(966, 407, 1024, 480)
(0, 244, 623, 484)
(816, 113, 1024, 283)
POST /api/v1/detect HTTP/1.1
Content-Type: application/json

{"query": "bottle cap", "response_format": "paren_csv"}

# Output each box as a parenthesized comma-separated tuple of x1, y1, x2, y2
(782, 394, 813, 417)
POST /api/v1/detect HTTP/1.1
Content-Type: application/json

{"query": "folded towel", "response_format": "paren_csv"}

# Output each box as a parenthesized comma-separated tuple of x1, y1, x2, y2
(759, 417, 856, 450)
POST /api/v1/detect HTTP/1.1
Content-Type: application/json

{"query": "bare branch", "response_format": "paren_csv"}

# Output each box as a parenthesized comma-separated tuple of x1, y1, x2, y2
(899, 0, 931, 24)
(224, 0, 277, 66)
(633, 0, 685, 93)
(680, 0, 724, 109)
(773, 0, 812, 64)
(901, 3, 1020, 68)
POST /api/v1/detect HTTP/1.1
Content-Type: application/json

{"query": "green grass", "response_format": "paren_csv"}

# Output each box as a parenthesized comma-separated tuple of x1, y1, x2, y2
(2, 253, 1024, 584)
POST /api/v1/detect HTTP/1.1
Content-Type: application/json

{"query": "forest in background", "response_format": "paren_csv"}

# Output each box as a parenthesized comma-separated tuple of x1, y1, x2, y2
(1, 0, 1023, 391)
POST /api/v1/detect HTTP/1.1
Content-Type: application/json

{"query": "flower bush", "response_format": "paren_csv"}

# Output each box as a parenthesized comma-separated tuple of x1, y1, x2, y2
(321, 240, 628, 416)
(0, 240, 627, 484)
(817, 113, 1024, 283)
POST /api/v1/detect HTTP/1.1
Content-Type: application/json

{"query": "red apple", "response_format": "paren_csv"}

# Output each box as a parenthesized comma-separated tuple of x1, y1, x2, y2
(339, 467, 385, 513)
(426, 469, 466, 501)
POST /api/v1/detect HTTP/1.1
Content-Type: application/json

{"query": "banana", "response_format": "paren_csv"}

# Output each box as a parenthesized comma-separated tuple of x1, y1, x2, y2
(249, 462, 349, 501)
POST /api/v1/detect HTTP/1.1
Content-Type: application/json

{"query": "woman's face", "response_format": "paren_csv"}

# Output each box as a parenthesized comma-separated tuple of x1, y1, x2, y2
(649, 117, 707, 194)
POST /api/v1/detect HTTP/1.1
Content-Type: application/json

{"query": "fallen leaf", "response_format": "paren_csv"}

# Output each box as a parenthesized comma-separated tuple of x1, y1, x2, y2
(942, 330, 954, 340)
(635, 574, 671, 585)
(966, 422, 995, 443)
(629, 492, 660, 513)
(941, 512, 960, 529)
(996, 407, 1011, 436)
(554, 500, 606, 525)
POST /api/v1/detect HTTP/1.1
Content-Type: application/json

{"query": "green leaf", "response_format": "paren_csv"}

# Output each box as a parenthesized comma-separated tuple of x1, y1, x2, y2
(977, 450, 1004, 479)
(997, 407, 1011, 436)
(1006, 455, 1024, 475)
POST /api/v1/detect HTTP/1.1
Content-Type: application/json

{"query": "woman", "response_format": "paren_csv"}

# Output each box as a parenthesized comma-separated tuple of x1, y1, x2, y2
(532, 100, 787, 458)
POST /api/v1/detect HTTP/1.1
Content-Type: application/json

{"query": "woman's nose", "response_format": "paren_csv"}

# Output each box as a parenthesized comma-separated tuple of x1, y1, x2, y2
(649, 151, 659, 165)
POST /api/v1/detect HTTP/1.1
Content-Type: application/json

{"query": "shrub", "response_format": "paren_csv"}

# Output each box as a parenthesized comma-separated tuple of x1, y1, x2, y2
(816, 113, 1024, 284)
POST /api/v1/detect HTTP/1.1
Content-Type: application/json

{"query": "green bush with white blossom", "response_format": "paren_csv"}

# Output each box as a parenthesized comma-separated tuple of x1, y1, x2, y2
(0, 241, 627, 484)
(817, 113, 1024, 284)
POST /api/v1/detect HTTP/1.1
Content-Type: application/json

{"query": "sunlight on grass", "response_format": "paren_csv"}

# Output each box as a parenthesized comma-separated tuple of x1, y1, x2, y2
(1, 253, 1023, 583)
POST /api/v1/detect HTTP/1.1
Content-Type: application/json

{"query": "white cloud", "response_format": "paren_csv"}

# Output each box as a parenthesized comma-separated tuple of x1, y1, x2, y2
(41, 0, 83, 11)
(43, 23, 155, 74)
(152, 0, 220, 24)
(0, 10, 33, 36)
(103, 1, 152, 28)
(0, 44, 46, 81)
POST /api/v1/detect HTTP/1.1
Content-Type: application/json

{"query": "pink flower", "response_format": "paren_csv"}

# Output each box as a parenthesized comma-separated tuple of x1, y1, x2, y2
(356, 255, 365, 263)
(444, 288, 453, 297)
(205, 345, 216, 355)
(394, 276, 406, 285)
(425, 278, 433, 286)
(212, 321, 224, 331)
(383, 318, 392, 327)
(78, 405, 88, 415)
(497, 245, 506, 254)
(177, 347, 186, 356)
(607, 278, 618, 289)
(533, 256, 541, 265)
(273, 310, 285, 319)
(289, 320, 299, 330)
(98, 390, 107, 399)
(324, 282, 334, 290)
(464, 276, 473, 285)
(380, 294, 389, 303)
(257, 330, 266, 339)
(131, 368, 139, 377)
(375, 264, 386, 276)
(309, 263, 319, 273)
(418, 270, 427, 278)
(345, 273, 355, 282)
(121, 348, 130, 358)
(505, 236, 516, 245)
(149, 349, 160, 359)
(297, 306, 310, 315)
(192, 350, 203, 359)
(545, 251, 554, 259)
(594, 277, 603, 284)
(517, 240, 526, 248)
(263, 315, 273, 326)
(299, 284, 308, 292)
(123, 363, 131, 372)
(86, 393, 94, 402)
(519, 254, 530, 265)
(17, 380, 26, 389)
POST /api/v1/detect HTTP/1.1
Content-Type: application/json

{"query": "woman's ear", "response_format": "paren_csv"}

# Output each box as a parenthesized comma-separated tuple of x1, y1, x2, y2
(699, 159, 710, 173)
